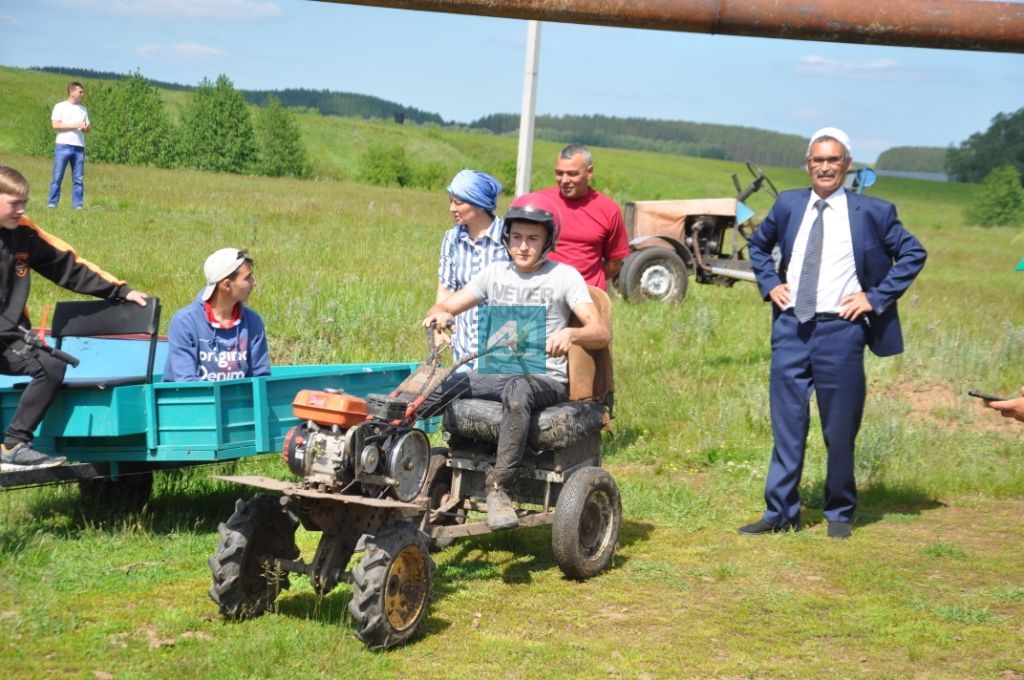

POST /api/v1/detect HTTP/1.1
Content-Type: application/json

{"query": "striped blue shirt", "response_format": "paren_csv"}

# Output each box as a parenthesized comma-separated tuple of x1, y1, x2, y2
(437, 216, 509, 367)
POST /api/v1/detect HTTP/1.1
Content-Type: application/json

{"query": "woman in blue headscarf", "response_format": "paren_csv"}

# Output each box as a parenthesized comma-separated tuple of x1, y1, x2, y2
(436, 169, 508, 369)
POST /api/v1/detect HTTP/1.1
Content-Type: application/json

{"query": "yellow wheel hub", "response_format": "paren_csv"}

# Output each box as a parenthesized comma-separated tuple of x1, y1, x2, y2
(383, 545, 429, 632)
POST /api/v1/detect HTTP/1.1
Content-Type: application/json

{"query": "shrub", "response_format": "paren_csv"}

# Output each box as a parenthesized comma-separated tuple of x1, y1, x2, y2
(255, 94, 311, 179)
(359, 141, 411, 187)
(178, 74, 257, 174)
(87, 72, 176, 167)
(967, 164, 1024, 226)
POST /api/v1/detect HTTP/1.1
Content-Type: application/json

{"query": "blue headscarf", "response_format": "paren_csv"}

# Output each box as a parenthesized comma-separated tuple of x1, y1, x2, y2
(446, 169, 502, 213)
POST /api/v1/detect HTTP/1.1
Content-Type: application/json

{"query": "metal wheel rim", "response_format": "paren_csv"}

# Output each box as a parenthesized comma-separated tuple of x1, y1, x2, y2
(384, 545, 430, 632)
(638, 263, 674, 298)
(578, 489, 613, 558)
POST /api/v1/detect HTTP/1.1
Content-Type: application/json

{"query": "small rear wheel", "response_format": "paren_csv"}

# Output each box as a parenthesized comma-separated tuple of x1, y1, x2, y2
(208, 494, 299, 620)
(552, 467, 622, 580)
(348, 520, 435, 649)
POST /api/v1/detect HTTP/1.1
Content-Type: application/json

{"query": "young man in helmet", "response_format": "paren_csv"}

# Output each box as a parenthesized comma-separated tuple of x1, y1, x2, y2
(422, 192, 610, 530)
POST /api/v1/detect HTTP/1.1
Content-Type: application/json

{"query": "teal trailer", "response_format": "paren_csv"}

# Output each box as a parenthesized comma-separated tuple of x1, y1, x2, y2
(0, 333, 426, 495)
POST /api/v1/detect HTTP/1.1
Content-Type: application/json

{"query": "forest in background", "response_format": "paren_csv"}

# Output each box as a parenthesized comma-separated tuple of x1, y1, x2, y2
(36, 66, 939, 172)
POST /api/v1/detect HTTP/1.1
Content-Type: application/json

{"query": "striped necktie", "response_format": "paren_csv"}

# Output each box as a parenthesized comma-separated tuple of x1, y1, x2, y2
(794, 199, 828, 323)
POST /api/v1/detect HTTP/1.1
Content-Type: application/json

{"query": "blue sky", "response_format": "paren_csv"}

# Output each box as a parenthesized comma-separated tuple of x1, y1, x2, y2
(2, 0, 1022, 162)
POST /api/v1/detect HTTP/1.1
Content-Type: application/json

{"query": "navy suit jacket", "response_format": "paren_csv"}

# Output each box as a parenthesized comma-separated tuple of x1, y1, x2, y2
(747, 188, 927, 357)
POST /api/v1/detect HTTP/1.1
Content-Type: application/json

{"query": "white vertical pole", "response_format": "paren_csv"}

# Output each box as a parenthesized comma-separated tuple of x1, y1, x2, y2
(515, 20, 542, 197)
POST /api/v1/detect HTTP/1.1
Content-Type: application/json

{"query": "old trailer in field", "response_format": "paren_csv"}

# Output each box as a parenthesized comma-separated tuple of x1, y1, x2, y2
(0, 298, 427, 504)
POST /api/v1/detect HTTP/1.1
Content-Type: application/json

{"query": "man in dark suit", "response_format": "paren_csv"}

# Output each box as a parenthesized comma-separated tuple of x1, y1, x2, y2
(739, 127, 927, 539)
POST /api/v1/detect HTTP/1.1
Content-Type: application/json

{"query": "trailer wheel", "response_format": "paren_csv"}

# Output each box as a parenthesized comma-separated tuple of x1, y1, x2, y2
(349, 520, 434, 649)
(78, 467, 153, 511)
(208, 494, 299, 620)
(621, 248, 688, 302)
(552, 466, 621, 580)
(423, 451, 465, 551)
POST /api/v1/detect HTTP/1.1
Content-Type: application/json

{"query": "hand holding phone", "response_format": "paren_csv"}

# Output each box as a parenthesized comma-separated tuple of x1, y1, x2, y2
(968, 390, 1009, 402)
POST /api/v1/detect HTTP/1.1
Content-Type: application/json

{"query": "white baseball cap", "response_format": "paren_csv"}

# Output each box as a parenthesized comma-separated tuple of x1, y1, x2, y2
(201, 248, 247, 301)
(808, 127, 852, 156)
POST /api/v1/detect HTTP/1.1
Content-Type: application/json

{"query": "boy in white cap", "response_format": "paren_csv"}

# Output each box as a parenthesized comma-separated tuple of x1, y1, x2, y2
(163, 248, 270, 382)
(738, 127, 927, 539)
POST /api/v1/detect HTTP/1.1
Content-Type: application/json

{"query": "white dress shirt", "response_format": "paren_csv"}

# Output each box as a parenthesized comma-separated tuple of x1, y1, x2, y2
(785, 188, 861, 314)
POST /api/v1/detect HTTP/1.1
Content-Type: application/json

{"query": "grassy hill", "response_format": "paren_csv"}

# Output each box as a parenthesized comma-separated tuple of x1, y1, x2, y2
(0, 65, 976, 223)
(0, 64, 1022, 679)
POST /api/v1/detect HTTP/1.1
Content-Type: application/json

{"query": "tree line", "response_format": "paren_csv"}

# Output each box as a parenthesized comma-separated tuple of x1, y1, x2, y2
(946, 107, 1024, 183)
(38, 67, 444, 126)
(469, 113, 808, 167)
(30, 67, 1024, 196)
(875, 147, 947, 173)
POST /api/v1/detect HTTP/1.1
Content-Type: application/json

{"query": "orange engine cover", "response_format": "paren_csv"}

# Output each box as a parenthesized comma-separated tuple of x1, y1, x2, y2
(292, 389, 368, 428)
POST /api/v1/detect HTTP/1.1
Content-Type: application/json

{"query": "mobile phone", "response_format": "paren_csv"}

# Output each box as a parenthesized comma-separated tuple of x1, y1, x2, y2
(968, 390, 1009, 402)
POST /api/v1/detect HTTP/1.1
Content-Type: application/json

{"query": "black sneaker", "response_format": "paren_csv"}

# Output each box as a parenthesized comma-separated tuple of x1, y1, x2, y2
(827, 521, 853, 539)
(737, 518, 801, 535)
(0, 442, 66, 471)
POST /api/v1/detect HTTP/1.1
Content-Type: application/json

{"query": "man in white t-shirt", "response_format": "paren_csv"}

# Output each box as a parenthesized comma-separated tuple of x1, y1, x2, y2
(48, 81, 91, 210)
(422, 192, 610, 530)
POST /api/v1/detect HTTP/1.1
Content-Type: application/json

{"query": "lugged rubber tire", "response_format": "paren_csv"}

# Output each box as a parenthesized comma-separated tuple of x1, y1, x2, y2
(348, 520, 435, 649)
(552, 467, 622, 580)
(208, 494, 299, 620)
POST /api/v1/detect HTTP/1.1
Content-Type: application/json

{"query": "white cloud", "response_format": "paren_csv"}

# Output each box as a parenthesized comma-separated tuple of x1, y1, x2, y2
(172, 42, 227, 58)
(135, 42, 226, 60)
(52, 0, 283, 21)
(135, 43, 162, 57)
(794, 54, 905, 80)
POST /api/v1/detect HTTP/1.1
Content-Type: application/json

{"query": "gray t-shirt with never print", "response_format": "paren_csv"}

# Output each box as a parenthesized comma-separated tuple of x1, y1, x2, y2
(465, 259, 592, 383)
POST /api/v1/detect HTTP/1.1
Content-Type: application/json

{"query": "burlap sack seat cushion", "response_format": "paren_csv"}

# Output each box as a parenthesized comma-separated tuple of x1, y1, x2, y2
(443, 398, 606, 452)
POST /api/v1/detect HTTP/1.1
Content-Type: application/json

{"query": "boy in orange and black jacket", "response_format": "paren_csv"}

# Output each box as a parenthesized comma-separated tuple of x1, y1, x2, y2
(0, 165, 148, 471)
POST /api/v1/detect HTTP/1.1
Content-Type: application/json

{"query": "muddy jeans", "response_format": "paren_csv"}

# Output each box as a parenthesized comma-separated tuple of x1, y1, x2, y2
(420, 371, 567, 488)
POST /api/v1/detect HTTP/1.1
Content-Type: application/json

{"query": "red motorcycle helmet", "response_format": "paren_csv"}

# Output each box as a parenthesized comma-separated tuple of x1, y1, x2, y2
(501, 192, 562, 257)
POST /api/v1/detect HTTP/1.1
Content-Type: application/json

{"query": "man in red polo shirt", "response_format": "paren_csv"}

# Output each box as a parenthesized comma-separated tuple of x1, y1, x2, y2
(539, 144, 630, 290)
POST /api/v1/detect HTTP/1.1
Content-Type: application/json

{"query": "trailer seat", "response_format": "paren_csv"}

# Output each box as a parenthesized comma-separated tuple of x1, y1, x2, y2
(50, 298, 162, 390)
(442, 286, 613, 452)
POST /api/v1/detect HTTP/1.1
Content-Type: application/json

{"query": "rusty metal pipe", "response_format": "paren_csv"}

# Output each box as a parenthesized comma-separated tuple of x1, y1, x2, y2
(316, 0, 1024, 53)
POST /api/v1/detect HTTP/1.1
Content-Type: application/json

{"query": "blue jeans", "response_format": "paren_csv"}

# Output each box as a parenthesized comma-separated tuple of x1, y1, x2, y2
(48, 143, 85, 208)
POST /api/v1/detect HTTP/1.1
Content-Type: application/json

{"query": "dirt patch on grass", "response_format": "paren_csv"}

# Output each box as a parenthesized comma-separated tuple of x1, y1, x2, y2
(883, 381, 1017, 433)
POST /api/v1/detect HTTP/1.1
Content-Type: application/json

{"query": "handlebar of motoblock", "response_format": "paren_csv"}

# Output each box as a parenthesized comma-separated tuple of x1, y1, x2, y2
(0, 328, 81, 368)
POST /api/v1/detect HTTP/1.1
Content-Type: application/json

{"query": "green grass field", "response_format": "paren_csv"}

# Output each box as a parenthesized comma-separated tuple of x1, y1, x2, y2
(1, 66, 1023, 678)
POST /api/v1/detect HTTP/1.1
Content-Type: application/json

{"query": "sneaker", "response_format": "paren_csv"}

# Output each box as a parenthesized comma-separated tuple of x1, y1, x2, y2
(485, 489, 519, 531)
(0, 442, 66, 471)
(827, 521, 853, 539)
(47, 204, 57, 208)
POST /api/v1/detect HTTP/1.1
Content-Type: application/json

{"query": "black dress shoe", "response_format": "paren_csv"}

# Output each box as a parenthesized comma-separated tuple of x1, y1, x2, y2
(827, 521, 852, 539)
(738, 519, 800, 535)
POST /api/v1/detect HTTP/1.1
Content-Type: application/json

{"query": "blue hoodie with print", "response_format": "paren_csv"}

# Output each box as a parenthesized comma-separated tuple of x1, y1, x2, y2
(162, 292, 270, 382)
